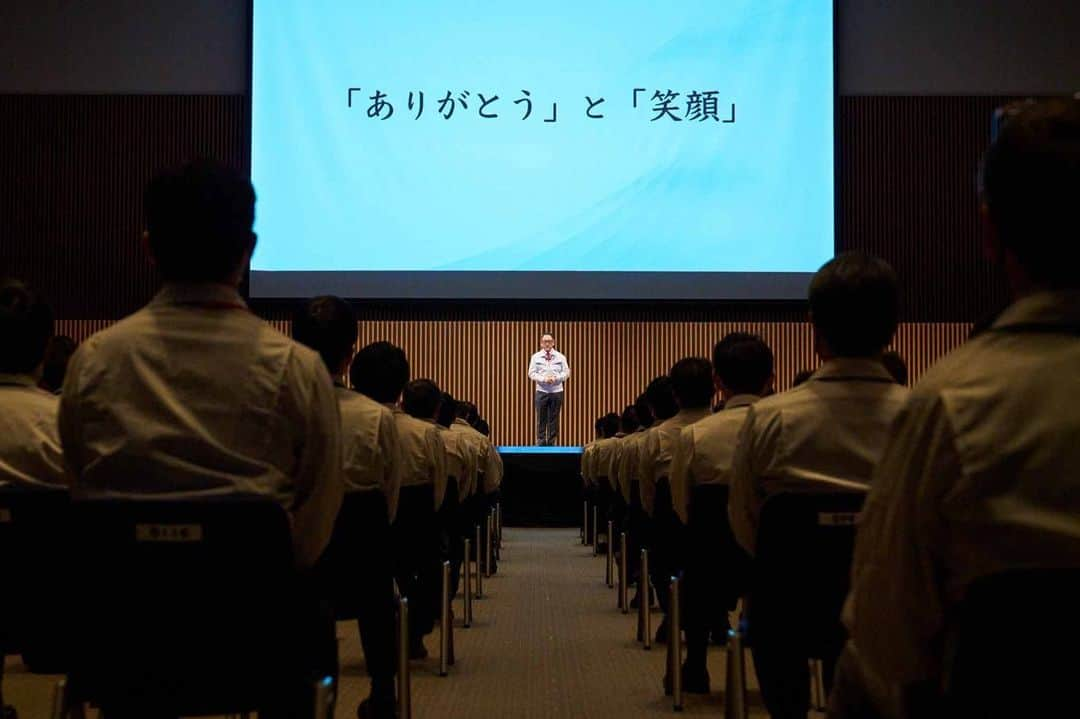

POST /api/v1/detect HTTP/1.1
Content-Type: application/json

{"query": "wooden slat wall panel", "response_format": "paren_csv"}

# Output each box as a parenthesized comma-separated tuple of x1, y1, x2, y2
(56, 318, 970, 447)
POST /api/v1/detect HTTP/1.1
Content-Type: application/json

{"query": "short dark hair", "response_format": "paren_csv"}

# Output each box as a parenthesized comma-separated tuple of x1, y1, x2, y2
(880, 350, 908, 386)
(476, 418, 490, 436)
(792, 368, 815, 387)
(40, 335, 76, 393)
(291, 296, 357, 375)
(634, 393, 655, 428)
(712, 333, 774, 396)
(0, 279, 54, 374)
(350, 341, 409, 404)
(600, 412, 620, 438)
(981, 98, 1080, 288)
(402, 379, 442, 419)
(809, 252, 899, 357)
(645, 375, 678, 421)
(620, 404, 639, 434)
(144, 160, 256, 282)
(436, 392, 457, 428)
(669, 357, 714, 409)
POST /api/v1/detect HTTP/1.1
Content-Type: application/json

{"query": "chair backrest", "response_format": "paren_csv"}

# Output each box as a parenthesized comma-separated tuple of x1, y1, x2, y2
(0, 484, 71, 668)
(752, 491, 866, 654)
(323, 490, 391, 618)
(943, 568, 1080, 717)
(68, 494, 298, 714)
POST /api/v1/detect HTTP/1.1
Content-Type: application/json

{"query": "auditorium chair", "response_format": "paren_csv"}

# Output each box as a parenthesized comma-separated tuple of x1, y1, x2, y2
(926, 568, 1080, 718)
(395, 483, 442, 651)
(58, 495, 335, 718)
(684, 483, 748, 643)
(728, 490, 866, 717)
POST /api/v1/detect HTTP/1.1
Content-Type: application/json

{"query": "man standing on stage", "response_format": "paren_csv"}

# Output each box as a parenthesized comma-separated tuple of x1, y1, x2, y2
(528, 334, 570, 446)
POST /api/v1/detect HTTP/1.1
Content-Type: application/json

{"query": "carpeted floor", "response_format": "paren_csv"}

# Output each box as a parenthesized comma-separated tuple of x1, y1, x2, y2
(5, 528, 815, 717)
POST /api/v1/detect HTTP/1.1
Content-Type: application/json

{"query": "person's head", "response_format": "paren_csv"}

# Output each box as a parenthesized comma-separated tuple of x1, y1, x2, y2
(143, 160, 256, 285)
(476, 418, 490, 437)
(634, 392, 655, 428)
(669, 357, 714, 410)
(644, 375, 678, 421)
(980, 98, 1080, 294)
(350, 341, 409, 404)
(620, 404, 640, 434)
(0, 279, 54, 377)
(436, 392, 457, 428)
(291, 296, 357, 378)
(600, 412, 620, 438)
(39, 334, 76, 393)
(540, 334, 555, 351)
(402, 379, 442, 421)
(792, 369, 815, 387)
(880, 350, 908, 386)
(809, 252, 899, 359)
(594, 416, 605, 439)
(712, 332, 774, 399)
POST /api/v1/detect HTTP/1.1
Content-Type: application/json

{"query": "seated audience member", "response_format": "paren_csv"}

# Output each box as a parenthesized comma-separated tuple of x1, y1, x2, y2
(449, 399, 503, 572)
(879, 349, 908, 385)
(0, 280, 65, 486)
(581, 417, 605, 489)
(667, 333, 773, 692)
(727, 252, 908, 719)
(835, 99, 1080, 719)
(292, 296, 400, 719)
(38, 335, 76, 395)
(640, 361, 713, 641)
(352, 345, 446, 658)
(434, 390, 477, 594)
(57, 161, 344, 717)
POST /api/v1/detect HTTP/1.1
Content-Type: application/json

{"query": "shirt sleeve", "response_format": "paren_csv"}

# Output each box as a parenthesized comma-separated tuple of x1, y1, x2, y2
(845, 394, 954, 694)
(428, 426, 448, 510)
(669, 426, 695, 525)
(379, 409, 403, 524)
(728, 407, 762, 556)
(559, 355, 570, 382)
(640, 431, 659, 516)
(288, 360, 345, 569)
(528, 355, 545, 383)
(484, 439, 503, 493)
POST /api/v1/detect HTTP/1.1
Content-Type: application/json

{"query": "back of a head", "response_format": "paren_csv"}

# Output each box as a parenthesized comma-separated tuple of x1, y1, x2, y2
(144, 160, 256, 283)
(600, 412, 620, 438)
(809, 252, 899, 358)
(669, 357, 714, 410)
(291, 296, 357, 376)
(880, 350, 908, 385)
(634, 392, 655, 428)
(350, 341, 409, 404)
(0, 279, 54, 375)
(402, 379, 442, 420)
(40, 334, 76, 392)
(454, 400, 471, 420)
(792, 369, 815, 387)
(645, 375, 678, 421)
(437, 392, 457, 428)
(620, 404, 640, 434)
(476, 418, 490, 437)
(713, 332, 774, 396)
(981, 98, 1080, 289)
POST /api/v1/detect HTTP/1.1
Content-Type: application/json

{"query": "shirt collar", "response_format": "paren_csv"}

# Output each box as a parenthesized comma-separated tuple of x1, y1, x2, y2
(677, 407, 712, 423)
(813, 358, 896, 384)
(991, 290, 1080, 331)
(151, 282, 247, 309)
(725, 393, 760, 409)
(0, 373, 38, 388)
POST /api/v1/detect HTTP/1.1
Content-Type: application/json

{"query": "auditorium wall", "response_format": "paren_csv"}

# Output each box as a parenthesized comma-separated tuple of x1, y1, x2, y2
(3, 1, 1077, 445)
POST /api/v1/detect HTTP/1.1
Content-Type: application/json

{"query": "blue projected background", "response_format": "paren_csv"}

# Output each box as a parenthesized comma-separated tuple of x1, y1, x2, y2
(250, 0, 834, 298)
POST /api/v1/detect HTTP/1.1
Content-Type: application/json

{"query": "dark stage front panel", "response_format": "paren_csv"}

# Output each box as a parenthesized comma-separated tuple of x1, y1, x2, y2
(498, 447, 582, 528)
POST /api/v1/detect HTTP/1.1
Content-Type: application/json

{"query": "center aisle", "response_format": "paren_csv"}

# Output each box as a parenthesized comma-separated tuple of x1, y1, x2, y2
(336, 528, 770, 718)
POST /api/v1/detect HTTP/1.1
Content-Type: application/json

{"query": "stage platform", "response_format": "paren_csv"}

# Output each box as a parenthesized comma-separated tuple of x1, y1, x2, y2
(497, 446, 582, 527)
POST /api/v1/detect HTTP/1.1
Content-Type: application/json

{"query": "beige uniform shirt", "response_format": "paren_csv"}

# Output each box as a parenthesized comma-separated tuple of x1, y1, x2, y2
(337, 386, 402, 522)
(391, 409, 448, 510)
(668, 394, 759, 524)
(590, 437, 622, 487)
(437, 424, 478, 502)
(58, 283, 344, 568)
(728, 358, 908, 555)
(615, 428, 650, 504)
(449, 419, 502, 494)
(0, 374, 66, 487)
(640, 408, 712, 516)
(580, 440, 597, 486)
(844, 291, 1080, 704)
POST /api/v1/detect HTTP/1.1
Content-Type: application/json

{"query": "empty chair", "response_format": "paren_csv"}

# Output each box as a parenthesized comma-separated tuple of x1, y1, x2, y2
(63, 495, 334, 718)
(747, 491, 866, 719)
